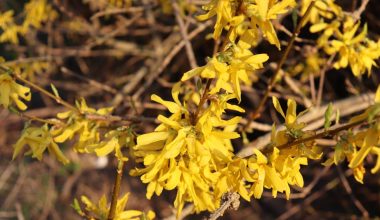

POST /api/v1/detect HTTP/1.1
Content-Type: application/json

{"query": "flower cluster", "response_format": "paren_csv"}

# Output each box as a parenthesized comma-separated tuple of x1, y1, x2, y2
(198, 0, 296, 49)
(13, 124, 69, 164)
(2, 0, 380, 219)
(76, 193, 155, 220)
(12, 98, 133, 164)
(0, 71, 31, 110)
(0, 0, 57, 44)
(302, 0, 380, 76)
(324, 86, 380, 183)
(131, 85, 243, 214)
(182, 45, 268, 101)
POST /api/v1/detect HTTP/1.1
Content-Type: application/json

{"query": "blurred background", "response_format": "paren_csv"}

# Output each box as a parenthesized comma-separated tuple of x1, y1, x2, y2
(0, 0, 379, 219)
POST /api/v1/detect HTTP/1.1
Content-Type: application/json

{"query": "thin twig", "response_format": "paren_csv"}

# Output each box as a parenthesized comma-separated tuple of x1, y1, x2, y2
(17, 112, 62, 125)
(171, 0, 198, 68)
(61, 67, 118, 94)
(316, 53, 336, 107)
(276, 172, 346, 220)
(266, 115, 379, 154)
(243, 1, 316, 131)
(108, 160, 125, 220)
(191, 78, 212, 125)
(208, 193, 240, 220)
(239, 92, 375, 157)
(352, 0, 370, 22)
(336, 166, 369, 218)
(132, 20, 212, 99)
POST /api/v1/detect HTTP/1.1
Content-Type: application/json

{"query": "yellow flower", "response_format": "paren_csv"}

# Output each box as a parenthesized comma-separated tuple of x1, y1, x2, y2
(247, 0, 296, 49)
(197, 0, 295, 49)
(215, 158, 255, 202)
(0, 10, 21, 44)
(272, 96, 303, 128)
(348, 127, 380, 180)
(0, 0, 57, 44)
(13, 124, 69, 164)
(197, 0, 236, 40)
(301, 0, 342, 25)
(51, 98, 114, 155)
(227, 46, 269, 101)
(22, 0, 58, 30)
(80, 193, 155, 220)
(319, 18, 380, 76)
(0, 72, 31, 110)
(247, 149, 288, 199)
(182, 46, 268, 101)
(271, 97, 322, 159)
(92, 128, 133, 161)
(131, 87, 243, 215)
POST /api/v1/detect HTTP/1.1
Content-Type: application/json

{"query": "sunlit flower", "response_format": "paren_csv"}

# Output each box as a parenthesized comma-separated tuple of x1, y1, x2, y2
(246, 0, 296, 49)
(80, 193, 155, 220)
(0, 72, 31, 110)
(51, 98, 114, 155)
(13, 124, 69, 164)
(181, 45, 268, 101)
(131, 86, 243, 215)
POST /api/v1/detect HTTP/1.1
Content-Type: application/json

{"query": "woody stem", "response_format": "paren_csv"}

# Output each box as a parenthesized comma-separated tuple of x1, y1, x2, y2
(108, 160, 125, 220)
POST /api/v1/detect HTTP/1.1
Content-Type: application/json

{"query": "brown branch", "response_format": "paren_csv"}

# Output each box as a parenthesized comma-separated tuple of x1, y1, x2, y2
(336, 166, 369, 218)
(191, 78, 212, 125)
(316, 53, 336, 107)
(208, 193, 240, 220)
(243, 1, 316, 131)
(352, 0, 370, 22)
(271, 115, 379, 152)
(171, 0, 198, 69)
(108, 160, 125, 220)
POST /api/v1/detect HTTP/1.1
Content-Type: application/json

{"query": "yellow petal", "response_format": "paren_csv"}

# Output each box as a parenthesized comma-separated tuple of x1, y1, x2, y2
(226, 103, 245, 112)
(118, 210, 143, 219)
(286, 99, 297, 125)
(349, 128, 378, 168)
(165, 167, 181, 190)
(151, 94, 180, 113)
(181, 67, 203, 81)
(310, 23, 328, 33)
(257, 0, 269, 19)
(49, 142, 70, 164)
(157, 115, 182, 130)
(253, 149, 268, 164)
(375, 85, 380, 103)
(272, 96, 285, 118)
(245, 53, 269, 65)
(146, 181, 157, 199)
(11, 93, 27, 110)
(211, 131, 240, 139)
(172, 82, 181, 105)
(370, 147, 380, 173)
(164, 134, 185, 158)
(95, 137, 118, 156)
(137, 131, 169, 145)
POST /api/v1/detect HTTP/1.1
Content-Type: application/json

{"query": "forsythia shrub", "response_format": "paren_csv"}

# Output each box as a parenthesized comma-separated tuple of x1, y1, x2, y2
(1, 0, 379, 219)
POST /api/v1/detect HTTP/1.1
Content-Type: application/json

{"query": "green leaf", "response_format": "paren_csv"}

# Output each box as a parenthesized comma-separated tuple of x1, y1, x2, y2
(50, 83, 60, 98)
(292, 9, 298, 30)
(71, 198, 84, 216)
(368, 103, 380, 122)
(324, 103, 333, 130)
(196, 78, 203, 92)
(242, 131, 249, 145)
(8, 105, 20, 114)
(335, 109, 340, 125)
